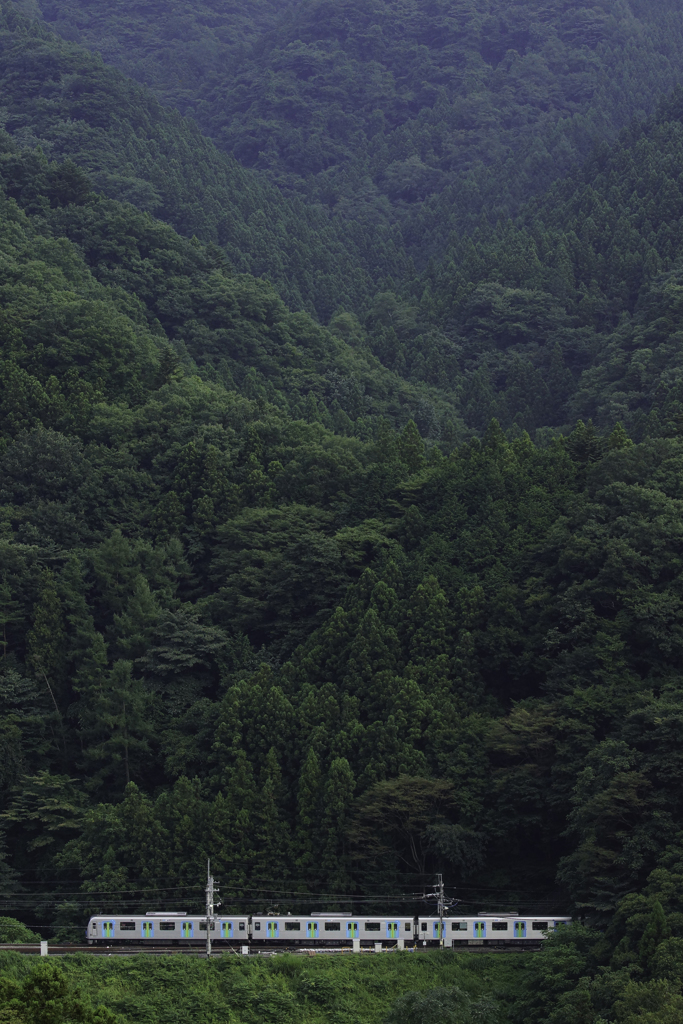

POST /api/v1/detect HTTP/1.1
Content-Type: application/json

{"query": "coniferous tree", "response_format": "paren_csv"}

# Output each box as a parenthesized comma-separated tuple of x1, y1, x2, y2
(81, 660, 151, 794)
(640, 901, 671, 971)
(320, 758, 355, 894)
(25, 572, 65, 713)
(295, 747, 322, 885)
(399, 420, 425, 475)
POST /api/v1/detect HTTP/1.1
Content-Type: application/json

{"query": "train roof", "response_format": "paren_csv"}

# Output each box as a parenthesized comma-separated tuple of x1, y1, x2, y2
(418, 912, 570, 919)
(145, 912, 187, 917)
(310, 912, 352, 917)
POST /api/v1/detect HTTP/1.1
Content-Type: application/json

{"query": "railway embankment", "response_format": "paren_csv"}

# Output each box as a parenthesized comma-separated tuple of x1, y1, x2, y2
(0, 947, 524, 1022)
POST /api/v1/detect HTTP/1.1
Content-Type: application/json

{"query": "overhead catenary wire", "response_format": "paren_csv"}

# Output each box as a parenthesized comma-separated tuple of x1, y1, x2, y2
(9, 874, 564, 896)
(0, 897, 567, 912)
(0, 864, 570, 938)
(0, 884, 460, 901)
(0, 884, 565, 904)
(0, 871, 568, 924)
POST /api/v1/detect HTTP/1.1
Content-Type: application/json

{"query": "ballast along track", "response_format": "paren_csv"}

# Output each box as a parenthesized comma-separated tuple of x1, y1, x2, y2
(0, 943, 542, 957)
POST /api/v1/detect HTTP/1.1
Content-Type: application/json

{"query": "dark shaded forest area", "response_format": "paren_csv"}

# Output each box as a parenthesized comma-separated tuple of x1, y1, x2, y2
(2, 1, 683, 1020)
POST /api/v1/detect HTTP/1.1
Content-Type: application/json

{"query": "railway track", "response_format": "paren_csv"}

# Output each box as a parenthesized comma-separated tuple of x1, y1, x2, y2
(0, 943, 541, 957)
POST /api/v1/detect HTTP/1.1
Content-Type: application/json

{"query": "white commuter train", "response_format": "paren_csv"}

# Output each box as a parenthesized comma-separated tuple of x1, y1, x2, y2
(86, 910, 571, 947)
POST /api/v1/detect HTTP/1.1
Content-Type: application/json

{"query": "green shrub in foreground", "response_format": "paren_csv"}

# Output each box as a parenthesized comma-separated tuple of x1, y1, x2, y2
(0, 921, 40, 945)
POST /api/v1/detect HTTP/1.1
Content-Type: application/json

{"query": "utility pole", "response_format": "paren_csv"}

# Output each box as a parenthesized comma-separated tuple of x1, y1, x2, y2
(205, 858, 217, 958)
(437, 873, 445, 949)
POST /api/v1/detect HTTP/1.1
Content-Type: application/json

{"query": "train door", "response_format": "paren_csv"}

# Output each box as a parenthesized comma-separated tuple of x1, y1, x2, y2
(102, 921, 114, 939)
(433, 922, 446, 939)
(221, 921, 233, 939)
(307, 922, 318, 939)
(387, 922, 399, 939)
(142, 921, 154, 938)
(181, 921, 194, 939)
(347, 922, 359, 938)
(514, 921, 526, 938)
(267, 921, 279, 938)
(474, 922, 486, 938)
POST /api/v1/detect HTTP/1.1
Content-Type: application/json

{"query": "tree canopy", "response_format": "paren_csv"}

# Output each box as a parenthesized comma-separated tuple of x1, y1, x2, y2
(2, 4, 683, 1022)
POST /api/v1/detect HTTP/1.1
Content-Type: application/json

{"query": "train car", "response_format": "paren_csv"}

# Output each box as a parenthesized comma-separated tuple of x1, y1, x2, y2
(416, 914, 572, 946)
(86, 911, 249, 945)
(86, 910, 571, 949)
(251, 912, 415, 947)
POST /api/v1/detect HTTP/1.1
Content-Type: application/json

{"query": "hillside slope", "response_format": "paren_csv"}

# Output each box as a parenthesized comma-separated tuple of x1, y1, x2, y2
(0, 129, 464, 892)
(0, 1, 408, 320)
(35, 0, 683, 263)
(413, 89, 683, 439)
(2, 129, 683, 948)
(2, 12, 683, 1014)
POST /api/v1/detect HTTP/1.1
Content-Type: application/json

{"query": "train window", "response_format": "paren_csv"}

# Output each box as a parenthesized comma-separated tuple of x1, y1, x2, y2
(421, 923, 427, 931)
(159, 923, 176, 931)
(492, 922, 508, 931)
(120, 922, 136, 931)
(405, 923, 411, 932)
(239, 922, 246, 931)
(325, 922, 340, 931)
(532, 922, 548, 931)
(452, 922, 467, 931)
(365, 922, 381, 931)
(254, 922, 261, 931)
(284, 922, 300, 931)
(199, 921, 216, 931)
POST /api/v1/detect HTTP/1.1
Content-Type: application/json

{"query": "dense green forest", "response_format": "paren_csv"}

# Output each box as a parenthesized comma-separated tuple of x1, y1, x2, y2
(2, 932, 683, 1024)
(0, 1, 412, 320)
(3, 1, 683, 1022)
(407, 89, 683, 436)
(33, 0, 683, 259)
(0, 949, 516, 1024)
(15, 0, 683, 431)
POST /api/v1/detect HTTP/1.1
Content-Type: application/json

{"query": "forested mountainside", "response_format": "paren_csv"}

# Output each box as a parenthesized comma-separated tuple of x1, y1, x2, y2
(28, 0, 290, 93)
(0, 2, 412, 320)
(409, 90, 683, 438)
(0, 125, 463, 905)
(35, 0, 683, 262)
(2, 1, 683, 1021)
(21, 0, 683, 438)
(1, 125, 683, 955)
